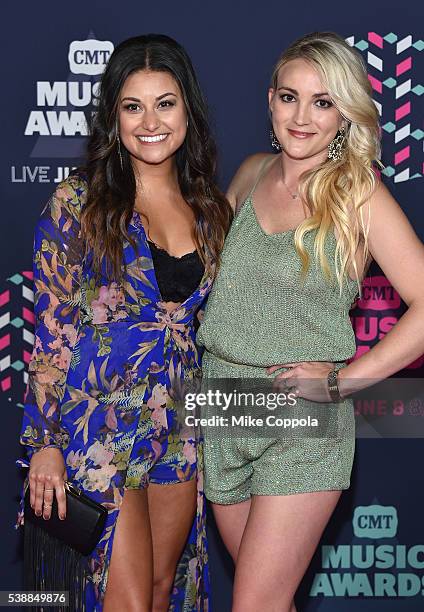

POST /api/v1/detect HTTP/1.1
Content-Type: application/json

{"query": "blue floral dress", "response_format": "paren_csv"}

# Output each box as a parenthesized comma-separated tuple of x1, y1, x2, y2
(18, 172, 213, 611)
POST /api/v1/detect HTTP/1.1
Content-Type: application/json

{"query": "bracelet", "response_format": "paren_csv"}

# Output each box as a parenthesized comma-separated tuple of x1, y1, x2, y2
(36, 444, 61, 453)
(327, 369, 342, 403)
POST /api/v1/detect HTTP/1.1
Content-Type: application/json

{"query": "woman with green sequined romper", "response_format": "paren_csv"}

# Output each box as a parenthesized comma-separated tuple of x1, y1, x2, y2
(197, 32, 424, 612)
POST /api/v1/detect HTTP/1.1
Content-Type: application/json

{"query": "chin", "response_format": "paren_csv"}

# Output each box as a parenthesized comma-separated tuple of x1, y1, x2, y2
(285, 146, 323, 161)
(141, 156, 170, 166)
(133, 149, 170, 164)
(284, 148, 312, 160)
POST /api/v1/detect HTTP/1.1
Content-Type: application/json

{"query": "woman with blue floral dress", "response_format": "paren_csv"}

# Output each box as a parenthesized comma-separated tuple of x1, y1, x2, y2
(18, 34, 232, 612)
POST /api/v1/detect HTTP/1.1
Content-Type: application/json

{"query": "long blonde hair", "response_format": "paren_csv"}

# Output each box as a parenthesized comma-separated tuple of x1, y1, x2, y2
(271, 32, 381, 290)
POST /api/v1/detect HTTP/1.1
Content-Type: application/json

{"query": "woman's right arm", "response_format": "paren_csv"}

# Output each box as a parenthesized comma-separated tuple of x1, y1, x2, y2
(21, 175, 85, 519)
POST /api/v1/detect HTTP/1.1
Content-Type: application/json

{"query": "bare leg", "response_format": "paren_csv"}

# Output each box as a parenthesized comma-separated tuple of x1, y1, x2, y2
(211, 498, 251, 562)
(232, 490, 342, 612)
(103, 489, 153, 612)
(148, 479, 197, 612)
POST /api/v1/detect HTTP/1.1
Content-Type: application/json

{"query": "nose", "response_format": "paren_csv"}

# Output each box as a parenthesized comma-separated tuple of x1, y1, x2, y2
(142, 108, 160, 132)
(294, 101, 311, 126)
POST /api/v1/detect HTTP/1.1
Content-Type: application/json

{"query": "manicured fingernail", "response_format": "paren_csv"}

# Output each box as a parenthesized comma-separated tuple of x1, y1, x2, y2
(59, 514, 65, 520)
(43, 515, 49, 520)
(35, 511, 41, 517)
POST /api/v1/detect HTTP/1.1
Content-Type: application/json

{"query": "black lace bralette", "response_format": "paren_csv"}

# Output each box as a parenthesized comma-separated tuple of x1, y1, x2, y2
(148, 240, 205, 303)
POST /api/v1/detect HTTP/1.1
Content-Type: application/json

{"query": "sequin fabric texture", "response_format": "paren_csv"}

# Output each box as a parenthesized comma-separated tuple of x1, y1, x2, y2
(197, 184, 360, 502)
(18, 173, 213, 611)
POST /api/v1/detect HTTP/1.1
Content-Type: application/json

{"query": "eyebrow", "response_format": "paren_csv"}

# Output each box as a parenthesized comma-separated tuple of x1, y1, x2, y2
(121, 92, 177, 103)
(277, 86, 329, 98)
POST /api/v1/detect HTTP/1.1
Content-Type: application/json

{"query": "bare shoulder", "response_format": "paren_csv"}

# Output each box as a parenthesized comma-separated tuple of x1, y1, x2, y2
(369, 179, 398, 208)
(227, 153, 273, 211)
(363, 179, 411, 227)
(357, 179, 400, 231)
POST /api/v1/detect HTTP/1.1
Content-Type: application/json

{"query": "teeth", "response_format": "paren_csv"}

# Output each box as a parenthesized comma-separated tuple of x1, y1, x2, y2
(138, 134, 167, 143)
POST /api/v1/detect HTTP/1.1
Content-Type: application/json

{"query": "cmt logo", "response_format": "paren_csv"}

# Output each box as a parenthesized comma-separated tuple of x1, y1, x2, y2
(353, 505, 398, 539)
(357, 276, 401, 311)
(68, 40, 114, 75)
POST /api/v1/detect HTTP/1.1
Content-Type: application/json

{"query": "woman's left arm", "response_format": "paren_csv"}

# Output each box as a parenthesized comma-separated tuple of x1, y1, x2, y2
(268, 181, 424, 400)
(338, 181, 424, 395)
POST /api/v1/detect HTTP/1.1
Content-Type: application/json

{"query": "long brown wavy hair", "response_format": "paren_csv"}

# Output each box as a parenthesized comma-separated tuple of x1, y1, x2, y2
(81, 34, 232, 281)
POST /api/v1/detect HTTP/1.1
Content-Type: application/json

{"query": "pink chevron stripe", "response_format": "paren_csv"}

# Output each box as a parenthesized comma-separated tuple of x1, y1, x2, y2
(23, 307, 35, 325)
(22, 271, 33, 280)
(23, 350, 32, 364)
(368, 32, 383, 48)
(1, 376, 11, 392)
(395, 101, 411, 122)
(0, 290, 10, 307)
(368, 74, 382, 93)
(394, 146, 410, 166)
(0, 334, 11, 351)
(396, 56, 412, 77)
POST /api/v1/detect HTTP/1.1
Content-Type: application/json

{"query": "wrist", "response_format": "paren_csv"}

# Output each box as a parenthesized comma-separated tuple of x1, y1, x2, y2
(327, 369, 343, 402)
(35, 444, 62, 454)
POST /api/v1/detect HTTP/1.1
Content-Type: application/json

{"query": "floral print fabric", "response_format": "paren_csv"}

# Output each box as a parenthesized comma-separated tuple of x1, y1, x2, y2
(19, 173, 213, 611)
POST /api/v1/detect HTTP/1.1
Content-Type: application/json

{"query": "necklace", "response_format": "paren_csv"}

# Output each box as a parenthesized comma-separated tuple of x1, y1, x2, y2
(281, 175, 299, 200)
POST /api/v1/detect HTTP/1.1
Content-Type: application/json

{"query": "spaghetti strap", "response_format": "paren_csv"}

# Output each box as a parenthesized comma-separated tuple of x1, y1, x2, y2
(247, 155, 275, 199)
(235, 155, 275, 216)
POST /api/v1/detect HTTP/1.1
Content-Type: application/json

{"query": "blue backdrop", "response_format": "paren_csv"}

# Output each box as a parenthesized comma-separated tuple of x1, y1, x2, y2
(1, 0, 423, 609)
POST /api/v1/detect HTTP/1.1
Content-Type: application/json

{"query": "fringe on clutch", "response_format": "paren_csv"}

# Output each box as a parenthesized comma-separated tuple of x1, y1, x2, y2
(24, 520, 89, 612)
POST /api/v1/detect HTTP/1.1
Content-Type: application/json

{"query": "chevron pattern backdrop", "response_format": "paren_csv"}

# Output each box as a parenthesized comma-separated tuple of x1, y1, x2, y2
(347, 32, 423, 183)
(0, 273, 34, 405)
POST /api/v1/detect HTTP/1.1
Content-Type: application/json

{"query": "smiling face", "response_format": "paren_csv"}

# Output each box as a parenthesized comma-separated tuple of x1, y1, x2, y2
(269, 58, 345, 164)
(118, 69, 187, 168)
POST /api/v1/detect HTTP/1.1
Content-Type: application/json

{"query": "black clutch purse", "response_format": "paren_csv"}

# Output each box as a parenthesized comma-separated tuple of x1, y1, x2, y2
(24, 480, 107, 556)
(23, 482, 107, 610)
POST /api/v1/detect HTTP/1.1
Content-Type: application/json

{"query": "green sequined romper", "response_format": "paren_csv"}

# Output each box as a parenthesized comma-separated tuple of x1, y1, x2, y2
(197, 157, 359, 504)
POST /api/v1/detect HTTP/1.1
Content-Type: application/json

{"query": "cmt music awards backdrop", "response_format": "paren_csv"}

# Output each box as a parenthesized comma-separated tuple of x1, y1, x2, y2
(1, 1, 423, 610)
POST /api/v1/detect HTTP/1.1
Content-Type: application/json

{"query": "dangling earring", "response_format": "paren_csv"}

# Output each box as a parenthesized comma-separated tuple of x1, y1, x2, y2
(328, 126, 346, 161)
(117, 134, 124, 171)
(270, 128, 281, 151)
